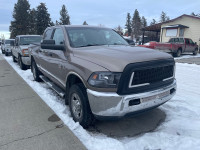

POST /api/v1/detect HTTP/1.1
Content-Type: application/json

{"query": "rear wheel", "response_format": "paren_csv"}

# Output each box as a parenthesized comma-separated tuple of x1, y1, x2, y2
(12, 53, 17, 62)
(18, 55, 26, 70)
(32, 60, 41, 82)
(69, 83, 94, 128)
(174, 49, 182, 57)
(193, 48, 198, 55)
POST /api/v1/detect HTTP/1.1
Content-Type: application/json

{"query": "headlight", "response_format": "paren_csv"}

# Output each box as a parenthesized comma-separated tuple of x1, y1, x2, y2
(22, 49, 29, 56)
(88, 72, 121, 88)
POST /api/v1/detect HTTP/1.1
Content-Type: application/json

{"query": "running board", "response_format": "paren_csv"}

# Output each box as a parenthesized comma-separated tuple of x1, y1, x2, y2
(39, 75, 65, 98)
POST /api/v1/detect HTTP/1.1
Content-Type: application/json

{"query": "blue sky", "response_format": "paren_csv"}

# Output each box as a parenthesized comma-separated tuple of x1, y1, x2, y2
(0, 0, 200, 38)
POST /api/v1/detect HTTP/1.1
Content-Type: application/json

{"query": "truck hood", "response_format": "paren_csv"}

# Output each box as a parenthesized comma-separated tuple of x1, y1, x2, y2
(73, 45, 173, 72)
(19, 45, 29, 49)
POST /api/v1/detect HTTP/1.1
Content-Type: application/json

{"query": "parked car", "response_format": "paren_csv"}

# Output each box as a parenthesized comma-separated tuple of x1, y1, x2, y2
(1, 39, 15, 56)
(155, 38, 198, 57)
(11, 35, 42, 70)
(30, 25, 176, 128)
(138, 41, 157, 49)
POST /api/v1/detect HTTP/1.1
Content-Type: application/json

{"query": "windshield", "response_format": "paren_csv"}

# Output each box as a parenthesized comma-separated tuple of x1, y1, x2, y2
(5, 40, 14, 44)
(19, 36, 42, 45)
(66, 27, 128, 48)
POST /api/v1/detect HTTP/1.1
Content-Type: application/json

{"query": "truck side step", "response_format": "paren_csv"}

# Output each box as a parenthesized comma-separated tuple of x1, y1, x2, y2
(39, 75, 65, 98)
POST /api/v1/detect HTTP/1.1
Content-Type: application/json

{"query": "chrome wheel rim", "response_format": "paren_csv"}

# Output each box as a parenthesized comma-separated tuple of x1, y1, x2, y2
(71, 93, 82, 120)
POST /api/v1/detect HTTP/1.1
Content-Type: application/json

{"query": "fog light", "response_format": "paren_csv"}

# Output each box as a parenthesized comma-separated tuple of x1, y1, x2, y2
(170, 88, 176, 94)
(129, 99, 141, 106)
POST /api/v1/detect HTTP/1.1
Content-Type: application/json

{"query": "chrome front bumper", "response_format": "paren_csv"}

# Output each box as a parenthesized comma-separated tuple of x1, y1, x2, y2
(87, 80, 176, 117)
(5, 47, 11, 52)
(22, 56, 31, 66)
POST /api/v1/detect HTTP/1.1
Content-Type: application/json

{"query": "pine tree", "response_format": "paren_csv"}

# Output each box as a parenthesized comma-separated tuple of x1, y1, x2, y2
(56, 20, 60, 25)
(141, 16, 147, 28)
(9, 0, 30, 38)
(125, 13, 132, 36)
(29, 8, 37, 34)
(115, 25, 123, 33)
(36, 3, 52, 35)
(59, 5, 70, 25)
(83, 21, 88, 25)
(131, 9, 141, 39)
(150, 19, 157, 25)
(160, 11, 170, 23)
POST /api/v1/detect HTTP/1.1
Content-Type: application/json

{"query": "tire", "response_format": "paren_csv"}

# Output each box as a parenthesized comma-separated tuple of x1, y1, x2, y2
(193, 48, 198, 55)
(69, 83, 94, 128)
(18, 55, 26, 70)
(5, 52, 8, 56)
(31, 60, 41, 82)
(174, 49, 182, 57)
(12, 53, 17, 62)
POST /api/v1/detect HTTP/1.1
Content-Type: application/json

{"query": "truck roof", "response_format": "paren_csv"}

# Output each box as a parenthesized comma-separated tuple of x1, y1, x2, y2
(16, 35, 41, 37)
(46, 25, 110, 30)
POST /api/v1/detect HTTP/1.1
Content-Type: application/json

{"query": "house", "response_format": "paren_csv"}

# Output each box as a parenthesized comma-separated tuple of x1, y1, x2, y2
(142, 14, 200, 48)
(160, 14, 200, 45)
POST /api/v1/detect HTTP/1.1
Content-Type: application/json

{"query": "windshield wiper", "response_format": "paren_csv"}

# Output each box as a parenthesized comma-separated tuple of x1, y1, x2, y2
(111, 43, 127, 45)
(76, 44, 106, 48)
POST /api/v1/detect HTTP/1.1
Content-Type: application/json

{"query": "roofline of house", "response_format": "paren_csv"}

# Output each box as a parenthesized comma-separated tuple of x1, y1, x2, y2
(142, 14, 200, 32)
(162, 14, 200, 24)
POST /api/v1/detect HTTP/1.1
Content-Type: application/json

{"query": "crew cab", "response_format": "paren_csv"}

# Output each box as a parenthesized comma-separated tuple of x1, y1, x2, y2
(11, 35, 42, 70)
(155, 38, 198, 57)
(30, 25, 177, 128)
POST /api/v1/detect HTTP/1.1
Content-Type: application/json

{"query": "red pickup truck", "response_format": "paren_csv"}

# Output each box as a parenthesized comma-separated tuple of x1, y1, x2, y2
(154, 38, 198, 57)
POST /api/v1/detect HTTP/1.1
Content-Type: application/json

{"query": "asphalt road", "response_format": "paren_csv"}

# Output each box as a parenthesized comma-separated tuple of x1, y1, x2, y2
(0, 54, 86, 150)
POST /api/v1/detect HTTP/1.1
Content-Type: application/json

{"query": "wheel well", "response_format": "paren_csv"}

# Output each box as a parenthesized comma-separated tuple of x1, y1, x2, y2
(65, 74, 85, 104)
(66, 74, 84, 89)
(178, 47, 182, 52)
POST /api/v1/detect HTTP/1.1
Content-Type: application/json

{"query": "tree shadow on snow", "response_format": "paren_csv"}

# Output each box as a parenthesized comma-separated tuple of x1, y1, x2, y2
(88, 108, 166, 138)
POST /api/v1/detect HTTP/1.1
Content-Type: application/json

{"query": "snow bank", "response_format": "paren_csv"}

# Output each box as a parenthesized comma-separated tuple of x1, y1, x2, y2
(2, 53, 200, 150)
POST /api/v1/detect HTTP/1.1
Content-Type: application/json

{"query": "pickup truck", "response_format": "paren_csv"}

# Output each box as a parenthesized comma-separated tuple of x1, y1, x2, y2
(11, 35, 42, 70)
(155, 38, 198, 57)
(1, 39, 15, 56)
(30, 25, 176, 128)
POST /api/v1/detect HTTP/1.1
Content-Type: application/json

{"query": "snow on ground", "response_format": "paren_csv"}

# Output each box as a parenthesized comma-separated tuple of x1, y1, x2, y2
(2, 53, 200, 150)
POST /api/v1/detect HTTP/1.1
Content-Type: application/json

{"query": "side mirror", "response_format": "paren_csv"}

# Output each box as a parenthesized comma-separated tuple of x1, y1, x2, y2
(194, 42, 197, 45)
(41, 39, 65, 50)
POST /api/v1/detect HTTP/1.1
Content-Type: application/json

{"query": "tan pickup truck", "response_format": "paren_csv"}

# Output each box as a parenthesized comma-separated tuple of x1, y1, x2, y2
(30, 25, 177, 128)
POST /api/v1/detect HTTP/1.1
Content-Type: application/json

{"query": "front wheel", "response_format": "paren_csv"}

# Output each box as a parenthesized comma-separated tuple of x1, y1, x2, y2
(193, 48, 198, 55)
(69, 83, 94, 128)
(18, 55, 26, 70)
(5, 52, 8, 56)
